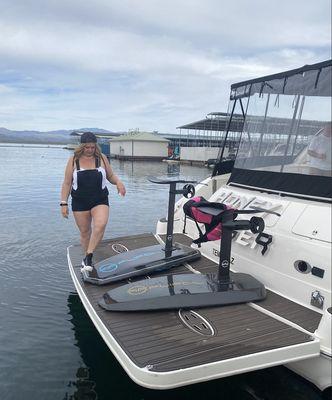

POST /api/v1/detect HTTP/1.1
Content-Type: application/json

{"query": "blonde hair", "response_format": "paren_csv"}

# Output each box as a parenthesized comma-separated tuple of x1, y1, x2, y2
(73, 143, 103, 162)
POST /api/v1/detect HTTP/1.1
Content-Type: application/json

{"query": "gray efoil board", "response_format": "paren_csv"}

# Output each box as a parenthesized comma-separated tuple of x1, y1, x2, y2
(82, 243, 200, 285)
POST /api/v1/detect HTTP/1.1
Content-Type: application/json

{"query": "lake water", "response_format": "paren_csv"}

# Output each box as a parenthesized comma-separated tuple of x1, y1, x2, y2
(0, 146, 324, 400)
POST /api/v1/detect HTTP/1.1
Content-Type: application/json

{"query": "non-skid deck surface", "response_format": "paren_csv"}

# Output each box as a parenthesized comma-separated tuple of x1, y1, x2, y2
(160, 234, 322, 333)
(69, 233, 318, 372)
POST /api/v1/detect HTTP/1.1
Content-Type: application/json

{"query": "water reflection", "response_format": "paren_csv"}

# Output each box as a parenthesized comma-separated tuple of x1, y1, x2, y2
(66, 293, 148, 399)
(166, 162, 180, 175)
(64, 367, 97, 400)
(113, 159, 199, 181)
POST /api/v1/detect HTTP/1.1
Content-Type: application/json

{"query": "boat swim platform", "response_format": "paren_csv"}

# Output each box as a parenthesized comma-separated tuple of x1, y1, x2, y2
(67, 233, 321, 389)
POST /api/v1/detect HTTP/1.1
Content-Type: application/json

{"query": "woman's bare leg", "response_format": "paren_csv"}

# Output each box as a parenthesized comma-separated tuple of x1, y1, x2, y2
(87, 205, 109, 254)
(73, 211, 92, 253)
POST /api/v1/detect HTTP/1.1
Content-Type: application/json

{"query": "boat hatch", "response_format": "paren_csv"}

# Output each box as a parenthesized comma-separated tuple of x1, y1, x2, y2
(178, 309, 215, 336)
(292, 205, 332, 243)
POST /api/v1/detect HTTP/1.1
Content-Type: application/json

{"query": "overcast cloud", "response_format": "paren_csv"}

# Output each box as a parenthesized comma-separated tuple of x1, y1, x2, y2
(0, 0, 331, 132)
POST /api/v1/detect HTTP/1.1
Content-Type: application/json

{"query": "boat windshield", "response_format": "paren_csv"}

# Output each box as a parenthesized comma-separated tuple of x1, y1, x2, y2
(235, 95, 331, 176)
(226, 60, 332, 199)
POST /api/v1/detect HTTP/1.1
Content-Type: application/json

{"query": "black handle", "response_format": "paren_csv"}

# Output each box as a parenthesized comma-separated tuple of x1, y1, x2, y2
(148, 176, 197, 185)
(182, 184, 195, 198)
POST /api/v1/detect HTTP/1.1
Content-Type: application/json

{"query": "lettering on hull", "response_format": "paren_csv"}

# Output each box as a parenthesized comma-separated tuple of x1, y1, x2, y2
(209, 191, 286, 257)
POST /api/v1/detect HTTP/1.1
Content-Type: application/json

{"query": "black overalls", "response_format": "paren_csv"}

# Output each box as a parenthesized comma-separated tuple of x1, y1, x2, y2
(71, 157, 109, 212)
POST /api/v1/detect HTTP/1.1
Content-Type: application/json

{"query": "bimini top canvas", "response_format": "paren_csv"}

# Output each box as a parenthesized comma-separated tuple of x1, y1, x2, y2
(224, 60, 332, 200)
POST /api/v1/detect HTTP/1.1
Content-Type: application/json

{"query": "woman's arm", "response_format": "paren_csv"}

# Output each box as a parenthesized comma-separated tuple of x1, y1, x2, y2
(101, 154, 126, 196)
(60, 157, 74, 217)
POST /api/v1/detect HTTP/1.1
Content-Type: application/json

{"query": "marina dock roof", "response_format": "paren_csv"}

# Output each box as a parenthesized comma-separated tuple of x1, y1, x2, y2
(177, 112, 244, 132)
(111, 131, 169, 142)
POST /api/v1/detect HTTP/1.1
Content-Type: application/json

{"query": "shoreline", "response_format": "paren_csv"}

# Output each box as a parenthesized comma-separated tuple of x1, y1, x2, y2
(0, 143, 67, 149)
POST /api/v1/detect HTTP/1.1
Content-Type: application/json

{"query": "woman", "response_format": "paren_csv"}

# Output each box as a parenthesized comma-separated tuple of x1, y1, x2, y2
(60, 132, 126, 269)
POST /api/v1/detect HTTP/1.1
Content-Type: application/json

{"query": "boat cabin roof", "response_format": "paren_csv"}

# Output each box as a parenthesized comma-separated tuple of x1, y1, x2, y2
(230, 60, 332, 99)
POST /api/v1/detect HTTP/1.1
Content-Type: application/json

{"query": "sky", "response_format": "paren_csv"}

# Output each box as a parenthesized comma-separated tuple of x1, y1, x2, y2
(0, 0, 331, 133)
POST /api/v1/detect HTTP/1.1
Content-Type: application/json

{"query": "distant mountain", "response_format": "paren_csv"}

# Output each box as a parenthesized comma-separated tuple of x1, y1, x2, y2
(72, 128, 115, 134)
(0, 127, 122, 144)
